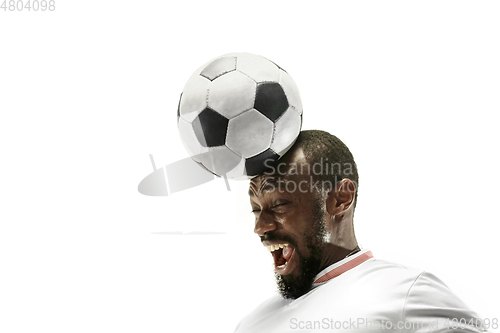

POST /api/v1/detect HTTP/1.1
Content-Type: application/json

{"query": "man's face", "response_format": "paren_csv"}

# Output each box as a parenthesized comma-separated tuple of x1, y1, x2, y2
(248, 148, 327, 299)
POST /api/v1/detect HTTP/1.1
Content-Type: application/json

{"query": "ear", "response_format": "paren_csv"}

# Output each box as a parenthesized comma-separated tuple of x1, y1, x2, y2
(325, 178, 356, 217)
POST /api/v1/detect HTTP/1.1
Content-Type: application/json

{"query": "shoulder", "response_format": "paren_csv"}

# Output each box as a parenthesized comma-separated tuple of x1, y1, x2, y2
(401, 271, 486, 332)
(403, 271, 475, 311)
(323, 257, 426, 294)
(305, 258, 426, 315)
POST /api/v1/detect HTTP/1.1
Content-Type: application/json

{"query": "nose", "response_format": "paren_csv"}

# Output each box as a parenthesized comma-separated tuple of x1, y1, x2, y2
(253, 210, 277, 236)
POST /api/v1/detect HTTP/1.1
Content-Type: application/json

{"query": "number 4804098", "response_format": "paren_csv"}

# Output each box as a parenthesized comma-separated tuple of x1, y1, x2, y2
(1, 0, 56, 11)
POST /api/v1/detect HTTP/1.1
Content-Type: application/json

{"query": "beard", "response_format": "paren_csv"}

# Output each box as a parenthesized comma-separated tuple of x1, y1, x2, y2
(274, 199, 327, 299)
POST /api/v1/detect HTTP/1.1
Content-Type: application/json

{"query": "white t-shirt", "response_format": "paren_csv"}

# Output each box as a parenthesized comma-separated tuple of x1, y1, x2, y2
(234, 249, 487, 333)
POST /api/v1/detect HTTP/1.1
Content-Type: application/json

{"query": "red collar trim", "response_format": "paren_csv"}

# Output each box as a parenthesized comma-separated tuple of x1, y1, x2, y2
(313, 249, 373, 286)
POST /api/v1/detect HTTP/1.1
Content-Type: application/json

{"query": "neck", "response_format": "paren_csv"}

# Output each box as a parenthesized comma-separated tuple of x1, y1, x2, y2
(318, 209, 358, 272)
(318, 244, 359, 273)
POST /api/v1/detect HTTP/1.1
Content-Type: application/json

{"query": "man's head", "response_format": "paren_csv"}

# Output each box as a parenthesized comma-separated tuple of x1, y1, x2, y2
(248, 130, 359, 299)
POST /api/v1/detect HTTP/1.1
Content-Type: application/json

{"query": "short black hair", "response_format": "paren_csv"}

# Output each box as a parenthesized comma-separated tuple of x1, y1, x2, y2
(294, 130, 359, 207)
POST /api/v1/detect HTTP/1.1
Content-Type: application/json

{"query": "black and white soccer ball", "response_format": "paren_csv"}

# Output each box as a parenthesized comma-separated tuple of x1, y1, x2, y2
(177, 53, 303, 179)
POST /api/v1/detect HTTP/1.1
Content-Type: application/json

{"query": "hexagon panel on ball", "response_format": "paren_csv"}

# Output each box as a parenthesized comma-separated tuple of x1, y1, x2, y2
(226, 109, 274, 158)
(208, 71, 256, 119)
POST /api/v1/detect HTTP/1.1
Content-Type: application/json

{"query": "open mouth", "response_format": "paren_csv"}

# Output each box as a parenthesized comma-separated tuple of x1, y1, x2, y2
(266, 243, 296, 275)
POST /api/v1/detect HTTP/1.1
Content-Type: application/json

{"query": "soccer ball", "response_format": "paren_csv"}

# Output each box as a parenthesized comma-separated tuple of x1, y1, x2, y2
(177, 53, 303, 179)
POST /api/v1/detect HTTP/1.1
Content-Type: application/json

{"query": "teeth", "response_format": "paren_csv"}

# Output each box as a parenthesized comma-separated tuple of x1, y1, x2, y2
(266, 244, 288, 252)
(277, 261, 288, 269)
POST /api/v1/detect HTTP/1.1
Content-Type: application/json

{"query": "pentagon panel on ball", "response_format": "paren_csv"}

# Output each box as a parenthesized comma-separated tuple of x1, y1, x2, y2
(177, 52, 303, 179)
(192, 108, 229, 147)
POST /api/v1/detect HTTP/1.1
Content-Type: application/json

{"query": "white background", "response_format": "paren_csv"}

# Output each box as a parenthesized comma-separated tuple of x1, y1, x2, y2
(1, 1, 499, 332)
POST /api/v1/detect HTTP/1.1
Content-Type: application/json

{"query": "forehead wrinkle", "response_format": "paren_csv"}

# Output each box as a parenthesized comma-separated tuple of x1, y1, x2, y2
(248, 176, 280, 197)
(259, 177, 271, 194)
(248, 181, 257, 197)
(261, 183, 277, 195)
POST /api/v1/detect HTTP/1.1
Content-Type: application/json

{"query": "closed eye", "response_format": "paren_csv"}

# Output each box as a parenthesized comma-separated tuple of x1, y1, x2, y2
(272, 200, 290, 208)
